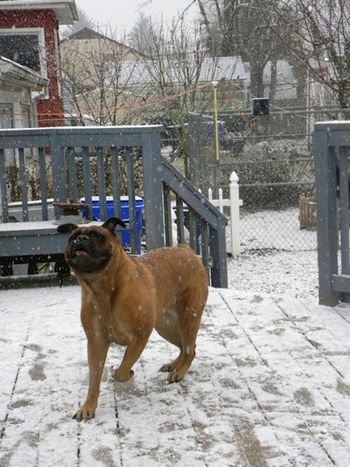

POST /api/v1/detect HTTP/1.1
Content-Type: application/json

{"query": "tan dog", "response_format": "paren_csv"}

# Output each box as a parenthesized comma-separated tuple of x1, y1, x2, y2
(58, 218, 208, 420)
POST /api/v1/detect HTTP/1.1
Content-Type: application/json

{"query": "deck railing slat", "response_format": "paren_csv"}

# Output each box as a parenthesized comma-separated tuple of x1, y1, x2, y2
(96, 147, 107, 220)
(38, 147, 48, 221)
(82, 146, 93, 220)
(0, 148, 9, 222)
(188, 208, 197, 253)
(67, 147, 78, 202)
(201, 221, 209, 275)
(18, 148, 29, 222)
(163, 184, 173, 247)
(175, 196, 185, 244)
(126, 148, 137, 254)
(339, 147, 350, 276)
(111, 146, 121, 218)
(51, 137, 67, 219)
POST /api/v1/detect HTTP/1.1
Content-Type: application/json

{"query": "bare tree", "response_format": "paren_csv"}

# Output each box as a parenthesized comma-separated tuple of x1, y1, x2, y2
(128, 13, 153, 51)
(196, 0, 295, 99)
(128, 15, 232, 175)
(61, 28, 149, 125)
(61, 18, 218, 128)
(134, 16, 224, 126)
(279, 0, 350, 112)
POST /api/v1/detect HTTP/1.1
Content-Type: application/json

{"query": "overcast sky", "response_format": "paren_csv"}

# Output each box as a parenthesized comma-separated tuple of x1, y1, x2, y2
(75, 0, 198, 32)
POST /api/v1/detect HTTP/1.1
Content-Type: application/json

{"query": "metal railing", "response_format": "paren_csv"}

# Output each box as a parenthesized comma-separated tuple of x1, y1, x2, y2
(314, 121, 350, 305)
(0, 126, 228, 287)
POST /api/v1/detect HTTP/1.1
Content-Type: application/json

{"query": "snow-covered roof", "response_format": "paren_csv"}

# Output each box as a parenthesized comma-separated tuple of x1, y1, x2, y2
(200, 56, 246, 82)
(110, 56, 246, 87)
(0, 0, 78, 24)
(60, 27, 143, 57)
(0, 55, 48, 87)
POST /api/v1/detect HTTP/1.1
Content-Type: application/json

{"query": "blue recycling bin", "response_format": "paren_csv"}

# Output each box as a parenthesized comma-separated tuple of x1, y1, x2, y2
(81, 196, 144, 253)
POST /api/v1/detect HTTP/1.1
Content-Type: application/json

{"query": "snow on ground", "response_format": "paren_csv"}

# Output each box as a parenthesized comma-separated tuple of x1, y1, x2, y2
(227, 206, 319, 300)
(228, 250, 318, 300)
(239, 208, 317, 252)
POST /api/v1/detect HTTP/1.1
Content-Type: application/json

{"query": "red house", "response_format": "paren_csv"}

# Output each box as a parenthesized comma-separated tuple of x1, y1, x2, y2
(0, 0, 78, 127)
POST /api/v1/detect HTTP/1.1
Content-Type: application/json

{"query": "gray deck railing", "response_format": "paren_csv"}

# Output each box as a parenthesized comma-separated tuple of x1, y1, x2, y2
(161, 158, 228, 288)
(314, 121, 350, 305)
(0, 126, 228, 287)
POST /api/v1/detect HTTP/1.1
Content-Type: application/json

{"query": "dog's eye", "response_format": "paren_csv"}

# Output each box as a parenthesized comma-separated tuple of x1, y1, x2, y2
(90, 231, 104, 241)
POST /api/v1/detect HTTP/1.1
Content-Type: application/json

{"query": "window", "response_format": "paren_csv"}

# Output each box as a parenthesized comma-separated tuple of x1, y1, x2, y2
(20, 104, 33, 128)
(0, 28, 47, 78)
(0, 103, 13, 129)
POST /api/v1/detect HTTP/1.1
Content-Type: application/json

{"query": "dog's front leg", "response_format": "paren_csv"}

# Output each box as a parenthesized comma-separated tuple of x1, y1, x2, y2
(74, 338, 109, 421)
(115, 336, 149, 382)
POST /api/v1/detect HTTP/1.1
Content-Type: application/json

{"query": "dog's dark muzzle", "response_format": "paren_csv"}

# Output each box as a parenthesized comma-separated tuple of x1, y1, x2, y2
(67, 236, 112, 273)
(72, 234, 91, 256)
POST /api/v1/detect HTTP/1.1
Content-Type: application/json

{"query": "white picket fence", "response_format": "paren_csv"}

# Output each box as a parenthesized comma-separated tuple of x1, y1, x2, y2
(208, 171, 242, 257)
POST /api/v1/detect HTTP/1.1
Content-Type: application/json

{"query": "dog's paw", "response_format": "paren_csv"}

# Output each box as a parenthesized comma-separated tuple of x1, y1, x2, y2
(168, 369, 185, 383)
(73, 405, 95, 421)
(114, 368, 134, 382)
(159, 363, 174, 373)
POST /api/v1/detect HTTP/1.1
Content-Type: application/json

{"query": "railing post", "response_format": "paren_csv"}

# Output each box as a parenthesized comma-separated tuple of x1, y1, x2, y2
(0, 148, 8, 222)
(142, 130, 165, 250)
(209, 220, 228, 288)
(50, 130, 67, 219)
(230, 171, 241, 257)
(314, 126, 339, 306)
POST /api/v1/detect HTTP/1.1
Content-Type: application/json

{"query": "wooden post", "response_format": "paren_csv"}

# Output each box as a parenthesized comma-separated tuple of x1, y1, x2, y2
(299, 192, 317, 230)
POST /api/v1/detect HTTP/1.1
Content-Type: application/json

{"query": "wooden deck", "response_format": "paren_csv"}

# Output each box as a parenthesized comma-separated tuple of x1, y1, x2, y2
(1, 286, 350, 466)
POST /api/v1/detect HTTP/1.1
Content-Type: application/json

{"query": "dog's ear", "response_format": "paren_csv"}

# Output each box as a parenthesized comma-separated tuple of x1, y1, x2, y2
(102, 217, 127, 235)
(57, 223, 79, 234)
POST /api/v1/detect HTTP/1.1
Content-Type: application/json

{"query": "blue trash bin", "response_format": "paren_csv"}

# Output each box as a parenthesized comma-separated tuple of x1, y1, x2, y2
(81, 196, 144, 254)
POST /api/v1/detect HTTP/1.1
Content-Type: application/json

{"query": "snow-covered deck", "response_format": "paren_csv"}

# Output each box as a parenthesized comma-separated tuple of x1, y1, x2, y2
(1, 286, 350, 466)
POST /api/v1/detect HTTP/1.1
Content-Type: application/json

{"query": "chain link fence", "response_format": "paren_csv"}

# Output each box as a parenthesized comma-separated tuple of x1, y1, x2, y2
(184, 109, 338, 252)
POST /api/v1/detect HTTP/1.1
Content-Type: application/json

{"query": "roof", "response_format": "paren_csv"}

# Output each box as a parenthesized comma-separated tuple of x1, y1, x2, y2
(0, 0, 78, 25)
(115, 56, 246, 86)
(0, 55, 48, 87)
(61, 27, 143, 57)
(201, 56, 247, 82)
(64, 27, 114, 41)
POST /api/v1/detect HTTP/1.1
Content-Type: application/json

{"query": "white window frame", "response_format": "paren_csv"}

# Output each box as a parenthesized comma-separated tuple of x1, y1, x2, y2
(0, 27, 47, 79)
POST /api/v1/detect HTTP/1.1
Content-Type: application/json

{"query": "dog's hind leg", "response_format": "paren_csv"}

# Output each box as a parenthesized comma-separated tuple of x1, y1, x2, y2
(157, 288, 207, 382)
(169, 288, 207, 383)
(155, 310, 184, 373)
